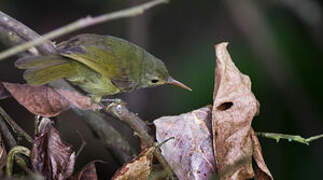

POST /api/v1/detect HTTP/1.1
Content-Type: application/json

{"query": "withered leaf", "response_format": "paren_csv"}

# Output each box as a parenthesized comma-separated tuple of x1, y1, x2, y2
(154, 106, 215, 180)
(31, 118, 75, 180)
(111, 146, 154, 180)
(70, 161, 101, 180)
(251, 129, 273, 180)
(212, 42, 260, 179)
(2, 82, 101, 117)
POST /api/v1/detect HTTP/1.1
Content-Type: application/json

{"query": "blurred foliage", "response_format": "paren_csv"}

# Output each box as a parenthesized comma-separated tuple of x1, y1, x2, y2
(0, 0, 322, 179)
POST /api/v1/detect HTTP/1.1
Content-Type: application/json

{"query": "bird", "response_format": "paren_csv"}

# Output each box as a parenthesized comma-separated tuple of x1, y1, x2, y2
(15, 34, 191, 103)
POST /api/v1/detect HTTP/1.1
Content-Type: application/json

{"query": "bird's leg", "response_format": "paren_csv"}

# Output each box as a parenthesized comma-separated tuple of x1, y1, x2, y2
(89, 95, 126, 110)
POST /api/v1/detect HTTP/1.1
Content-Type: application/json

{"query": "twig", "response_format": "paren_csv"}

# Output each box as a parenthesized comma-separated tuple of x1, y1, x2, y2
(256, 132, 323, 145)
(34, 115, 41, 136)
(0, 116, 16, 148)
(0, 0, 169, 60)
(0, 106, 33, 143)
(105, 101, 176, 179)
(75, 130, 87, 157)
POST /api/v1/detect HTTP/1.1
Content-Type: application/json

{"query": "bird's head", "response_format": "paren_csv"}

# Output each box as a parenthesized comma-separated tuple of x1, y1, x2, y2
(140, 52, 192, 91)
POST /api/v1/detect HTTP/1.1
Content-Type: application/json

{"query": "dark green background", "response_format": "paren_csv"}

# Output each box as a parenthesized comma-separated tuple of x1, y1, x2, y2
(0, 0, 322, 179)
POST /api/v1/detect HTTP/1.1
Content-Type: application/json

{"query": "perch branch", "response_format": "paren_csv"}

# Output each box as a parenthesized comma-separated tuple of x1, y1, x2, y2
(0, 0, 169, 60)
(256, 132, 323, 145)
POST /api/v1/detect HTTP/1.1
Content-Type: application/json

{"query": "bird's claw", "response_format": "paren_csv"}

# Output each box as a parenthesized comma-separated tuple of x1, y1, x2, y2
(102, 98, 126, 111)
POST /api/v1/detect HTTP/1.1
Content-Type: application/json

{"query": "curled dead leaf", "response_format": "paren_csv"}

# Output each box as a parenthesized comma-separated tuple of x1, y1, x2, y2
(154, 106, 215, 180)
(111, 146, 155, 180)
(2, 82, 101, 117)
(212, 42, 264, 179)
(31, 117, 75, 180)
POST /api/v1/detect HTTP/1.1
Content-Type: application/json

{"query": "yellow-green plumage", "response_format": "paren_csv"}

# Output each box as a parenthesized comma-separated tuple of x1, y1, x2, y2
(15, 34, 190, 102)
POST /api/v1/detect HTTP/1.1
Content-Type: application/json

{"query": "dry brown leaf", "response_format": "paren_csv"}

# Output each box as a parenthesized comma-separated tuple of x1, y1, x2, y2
(2, 82, 101, 117)
(212, 42, 260, 179)
(251, 129, 273, 180)
(154, 106, 215, 180)
(31, 118, 75, 180)
(70, 161, 101, 180)
(111, 146, 154, 180)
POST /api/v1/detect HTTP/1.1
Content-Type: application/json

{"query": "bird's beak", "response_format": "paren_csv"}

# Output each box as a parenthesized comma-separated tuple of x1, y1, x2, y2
(167, 77, 192, 91)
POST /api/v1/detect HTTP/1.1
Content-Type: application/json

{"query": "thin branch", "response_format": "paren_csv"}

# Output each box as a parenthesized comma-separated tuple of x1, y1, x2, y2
(75, 130, 87, 157)
(0, 106, 33, 143)
(256, 132, 323, 145)
(0, 0, 169, 60)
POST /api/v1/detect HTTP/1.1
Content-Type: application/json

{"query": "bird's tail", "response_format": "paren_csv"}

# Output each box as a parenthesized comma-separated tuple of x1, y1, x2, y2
(15, 55, 76, 86)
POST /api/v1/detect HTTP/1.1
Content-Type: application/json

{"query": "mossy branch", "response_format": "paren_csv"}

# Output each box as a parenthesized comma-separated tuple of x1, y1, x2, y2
(256, 132, 323, 145)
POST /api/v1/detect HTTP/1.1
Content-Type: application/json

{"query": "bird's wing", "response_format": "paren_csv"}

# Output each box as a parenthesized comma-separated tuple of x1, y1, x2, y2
(57, 34, 126, 80)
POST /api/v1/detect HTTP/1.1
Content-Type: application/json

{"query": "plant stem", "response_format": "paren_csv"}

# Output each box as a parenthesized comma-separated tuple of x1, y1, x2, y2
(6, 146, 30, 176)
(256, 132, 323, 145)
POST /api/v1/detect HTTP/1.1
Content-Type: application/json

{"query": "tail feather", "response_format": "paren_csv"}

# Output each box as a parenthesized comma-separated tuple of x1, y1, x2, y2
(15, 55, 68, 69)
(15, 55, 76, 86)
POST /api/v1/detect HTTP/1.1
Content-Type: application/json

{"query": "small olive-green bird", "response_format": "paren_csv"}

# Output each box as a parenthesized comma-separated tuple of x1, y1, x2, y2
(15, 34, 191, 102)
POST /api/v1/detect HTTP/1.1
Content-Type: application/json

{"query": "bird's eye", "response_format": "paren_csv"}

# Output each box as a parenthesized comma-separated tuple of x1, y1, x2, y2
(151, 79, 159, 83)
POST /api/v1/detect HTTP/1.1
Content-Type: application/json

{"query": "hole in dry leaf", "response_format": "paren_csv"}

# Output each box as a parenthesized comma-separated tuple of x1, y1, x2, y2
(217, 102, 233, 111)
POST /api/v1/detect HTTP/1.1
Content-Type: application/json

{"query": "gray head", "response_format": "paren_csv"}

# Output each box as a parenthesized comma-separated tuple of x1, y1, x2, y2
(139, 51, 192, 91)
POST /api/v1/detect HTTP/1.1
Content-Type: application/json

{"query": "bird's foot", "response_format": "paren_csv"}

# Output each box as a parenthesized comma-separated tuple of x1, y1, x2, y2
(101, 98, 126, 111)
